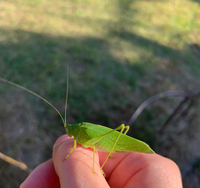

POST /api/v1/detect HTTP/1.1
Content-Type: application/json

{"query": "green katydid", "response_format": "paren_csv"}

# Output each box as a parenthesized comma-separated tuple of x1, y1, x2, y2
(0, 77, 154, 175)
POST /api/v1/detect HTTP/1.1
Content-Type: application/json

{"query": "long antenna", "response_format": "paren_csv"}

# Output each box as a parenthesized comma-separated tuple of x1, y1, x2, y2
(0, 77, 65, 126)
(64, 63, 69, 128)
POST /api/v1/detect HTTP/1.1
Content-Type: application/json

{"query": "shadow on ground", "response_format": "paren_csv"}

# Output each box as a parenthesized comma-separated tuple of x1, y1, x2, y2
(191, 0, 200, 4)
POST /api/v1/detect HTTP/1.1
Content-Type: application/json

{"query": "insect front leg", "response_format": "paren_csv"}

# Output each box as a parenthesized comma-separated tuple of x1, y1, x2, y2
(62, 139, 77, 161)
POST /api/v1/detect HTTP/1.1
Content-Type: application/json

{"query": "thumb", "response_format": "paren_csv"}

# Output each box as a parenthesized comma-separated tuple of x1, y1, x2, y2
(53, 135, 109, 188)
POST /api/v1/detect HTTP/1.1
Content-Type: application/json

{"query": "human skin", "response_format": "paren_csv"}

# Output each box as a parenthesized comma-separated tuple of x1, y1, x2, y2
(20, 135, 183, 188)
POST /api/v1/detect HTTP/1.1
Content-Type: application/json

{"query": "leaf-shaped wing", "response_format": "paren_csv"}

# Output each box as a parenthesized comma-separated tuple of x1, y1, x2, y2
(77, 123, 154, 154)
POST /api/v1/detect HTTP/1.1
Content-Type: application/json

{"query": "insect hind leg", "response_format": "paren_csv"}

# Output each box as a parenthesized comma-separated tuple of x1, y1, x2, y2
(123, 125, 130, 135)
(108, 125, 129, 160)
(100, 124, 128, 170)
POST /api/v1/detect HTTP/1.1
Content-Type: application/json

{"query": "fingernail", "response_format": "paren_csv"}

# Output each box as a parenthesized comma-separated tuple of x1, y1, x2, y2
(54, 135, 71, 146)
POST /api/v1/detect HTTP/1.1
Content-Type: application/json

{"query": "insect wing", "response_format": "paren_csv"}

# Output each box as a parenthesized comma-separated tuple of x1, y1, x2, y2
(80, 123, 154, 154)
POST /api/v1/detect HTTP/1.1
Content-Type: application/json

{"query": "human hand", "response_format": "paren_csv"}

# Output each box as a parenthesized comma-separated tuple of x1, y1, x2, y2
(20, 135, 183, 188)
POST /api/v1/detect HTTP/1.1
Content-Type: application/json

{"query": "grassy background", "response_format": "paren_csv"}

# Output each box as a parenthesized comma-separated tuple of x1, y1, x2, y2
(0, 0, 200, 187)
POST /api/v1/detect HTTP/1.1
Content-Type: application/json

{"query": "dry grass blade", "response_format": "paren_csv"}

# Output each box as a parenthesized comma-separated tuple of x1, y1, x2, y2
(0, 152, 32, 174)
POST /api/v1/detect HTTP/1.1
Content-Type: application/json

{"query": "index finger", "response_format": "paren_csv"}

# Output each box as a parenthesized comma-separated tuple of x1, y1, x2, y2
(53, 135, 109, 188)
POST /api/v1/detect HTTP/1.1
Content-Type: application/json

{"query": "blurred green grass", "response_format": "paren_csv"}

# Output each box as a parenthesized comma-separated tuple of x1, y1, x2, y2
(0, 0, 200, 187)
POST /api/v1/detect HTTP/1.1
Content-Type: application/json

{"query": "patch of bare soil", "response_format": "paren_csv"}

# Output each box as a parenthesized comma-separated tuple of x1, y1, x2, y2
(0, 91, 53, 187)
